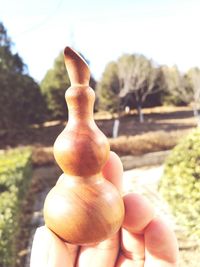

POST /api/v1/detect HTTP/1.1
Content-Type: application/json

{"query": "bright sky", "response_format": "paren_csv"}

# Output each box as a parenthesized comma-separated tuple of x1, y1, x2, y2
(1, 0, 200, 82)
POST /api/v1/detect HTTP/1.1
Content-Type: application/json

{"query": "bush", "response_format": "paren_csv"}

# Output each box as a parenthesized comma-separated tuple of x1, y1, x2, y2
(159, 128, 200, 237)
(0, 148, 32, 267)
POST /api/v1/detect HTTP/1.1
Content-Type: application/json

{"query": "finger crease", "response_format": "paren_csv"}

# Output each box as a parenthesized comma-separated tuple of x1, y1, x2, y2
(121, 248, 145, 261)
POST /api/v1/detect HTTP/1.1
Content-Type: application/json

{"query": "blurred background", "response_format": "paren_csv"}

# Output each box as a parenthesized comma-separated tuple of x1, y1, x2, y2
(0, 0, 200, 266)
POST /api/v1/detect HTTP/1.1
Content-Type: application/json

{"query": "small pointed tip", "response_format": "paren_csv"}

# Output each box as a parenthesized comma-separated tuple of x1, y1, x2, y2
(64, 46, 90, 86)
(64, 46, 78, 58)
(64, 46, 72, 54)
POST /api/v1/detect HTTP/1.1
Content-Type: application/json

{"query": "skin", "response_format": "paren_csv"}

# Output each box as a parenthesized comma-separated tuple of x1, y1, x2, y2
(30, 152, 179, 267)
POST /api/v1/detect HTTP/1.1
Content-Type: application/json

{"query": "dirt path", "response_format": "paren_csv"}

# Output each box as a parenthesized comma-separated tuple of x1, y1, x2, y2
(123, 166, 200, 266)
(123, 165, 175, 226)
(24, 164, 199, 267)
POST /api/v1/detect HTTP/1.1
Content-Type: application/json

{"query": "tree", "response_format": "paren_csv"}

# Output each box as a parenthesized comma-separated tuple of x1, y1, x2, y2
(41, 52, 70, 119)
(117, 54, 164, 122)
(97, 61, 120, 113)
(97, 53, 165, 125)
(0, 72, 47, 128)
(185, 67, 200, 125)
(0, 22, 46, 129)
(0, 22, 25, 74)
(41, 50, 96, 119)
(161, 66, 187, 105)
(162, 66, 200, 125)
(0, 22, 10, 46)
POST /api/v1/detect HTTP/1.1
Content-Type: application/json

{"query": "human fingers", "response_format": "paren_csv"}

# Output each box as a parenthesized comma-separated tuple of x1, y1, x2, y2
(144, 217, 179, 266)
(116, 193, 155, 266)
(77, 233, 120, 267)
(123, 193, 155, 233)
(30, 226, 73, 267)
(102, 151, 123, 193)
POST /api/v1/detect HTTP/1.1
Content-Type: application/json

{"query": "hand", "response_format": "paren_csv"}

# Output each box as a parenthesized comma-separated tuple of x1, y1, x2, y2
(30, 152, 179, 267)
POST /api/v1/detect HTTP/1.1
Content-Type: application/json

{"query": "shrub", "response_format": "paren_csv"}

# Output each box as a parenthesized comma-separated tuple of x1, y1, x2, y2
(0, 148, 32, 267)
(159, 128, 200, 237)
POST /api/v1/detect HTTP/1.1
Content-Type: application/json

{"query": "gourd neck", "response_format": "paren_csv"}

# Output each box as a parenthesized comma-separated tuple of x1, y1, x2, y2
(65, 85, 95, 122)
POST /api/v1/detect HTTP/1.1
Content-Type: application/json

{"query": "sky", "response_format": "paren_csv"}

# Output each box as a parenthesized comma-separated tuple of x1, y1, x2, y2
(1, 0, 200, 82)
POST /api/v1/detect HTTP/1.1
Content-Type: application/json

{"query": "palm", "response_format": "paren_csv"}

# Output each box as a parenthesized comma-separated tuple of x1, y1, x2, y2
(30, 152, 178, 267)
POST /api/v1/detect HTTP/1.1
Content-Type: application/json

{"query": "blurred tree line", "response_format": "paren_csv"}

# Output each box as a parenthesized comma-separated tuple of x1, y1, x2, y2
(42, 49, 200, 123)
(1, 21, 200, 130)
(97, 55, 200, 123)
(0, 22, 46, 129)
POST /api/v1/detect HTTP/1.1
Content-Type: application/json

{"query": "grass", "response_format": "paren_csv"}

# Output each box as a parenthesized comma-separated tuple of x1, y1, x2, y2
(0, 106, 197, 165)
(22, 106, 196, 165)
(109, 129, 192, 156)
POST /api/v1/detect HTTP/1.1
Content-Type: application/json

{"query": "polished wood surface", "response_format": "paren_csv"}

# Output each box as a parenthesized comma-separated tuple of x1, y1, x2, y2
(44, 173, 124, 244)
(43, 46, 124, 244)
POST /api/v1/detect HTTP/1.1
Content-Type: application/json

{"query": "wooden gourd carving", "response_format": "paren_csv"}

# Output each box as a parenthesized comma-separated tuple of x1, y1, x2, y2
(43, 47, 124, 245)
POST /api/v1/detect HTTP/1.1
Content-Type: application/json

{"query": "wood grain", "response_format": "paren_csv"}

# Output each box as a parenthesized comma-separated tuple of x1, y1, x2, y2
(43, 46, 124, 244)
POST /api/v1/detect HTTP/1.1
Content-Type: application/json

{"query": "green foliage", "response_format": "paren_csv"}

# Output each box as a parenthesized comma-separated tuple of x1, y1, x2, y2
(161, 66, 188, 106)
(97, 61, 120, 112)
(0, 148, 32, 267)
(41, 51, 96, 119)
(0, 22, 24, 74)
(184, 68, 200, 120)
(159, 128, 200, 236)
(0, 22, 47, 129)
(97, 54, 164, 119)
(41, 51, 70, 119)
(0, 72, 47, 128)
(117, 54, 164, 104)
